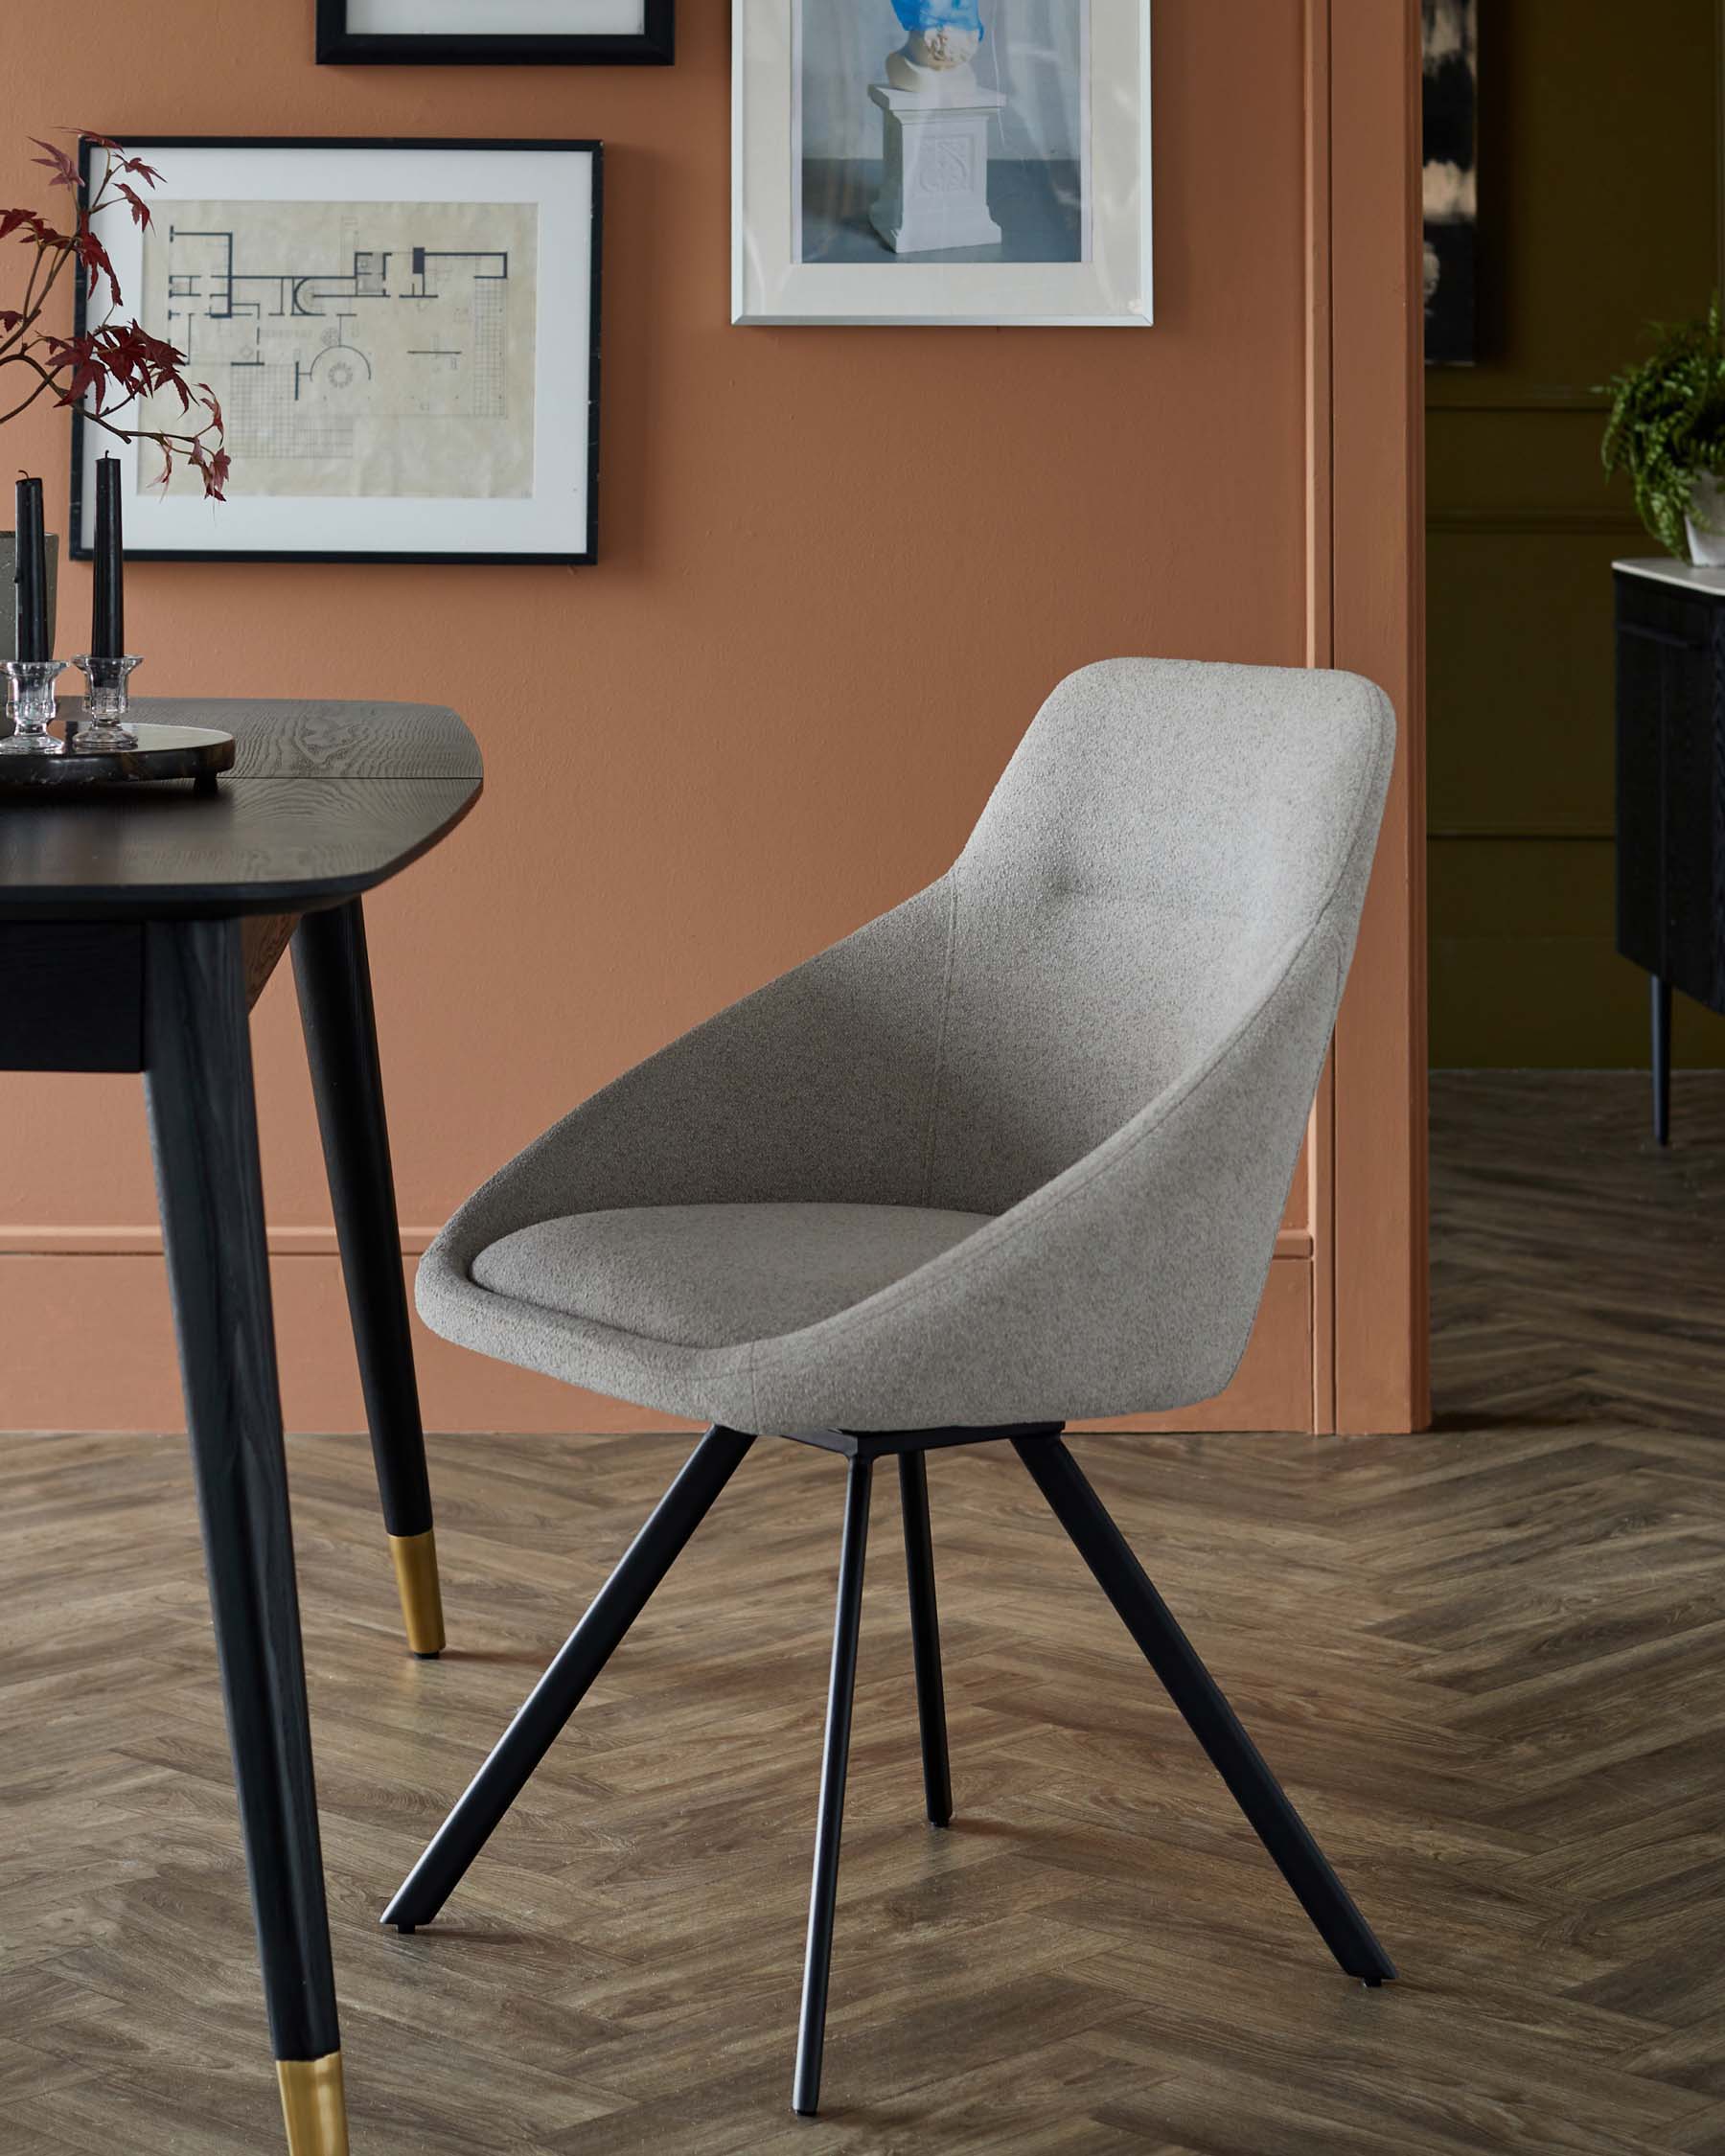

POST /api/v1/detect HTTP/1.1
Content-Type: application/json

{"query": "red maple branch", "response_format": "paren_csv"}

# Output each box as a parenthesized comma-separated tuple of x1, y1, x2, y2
(2, 129, 227, 497)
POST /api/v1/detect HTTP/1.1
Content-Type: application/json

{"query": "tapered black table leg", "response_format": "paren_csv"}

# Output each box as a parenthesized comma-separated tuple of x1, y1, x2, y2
(1014, 1437, 1395, 1986)
(794, 1455, 874, 2119)
(292, 898, 444, 1657)
(1652, 974, 1672, 1147)
(384, 1427, 754, 1931)
(144, 918, 349, 2156)
(898, 1451, 952, 1828)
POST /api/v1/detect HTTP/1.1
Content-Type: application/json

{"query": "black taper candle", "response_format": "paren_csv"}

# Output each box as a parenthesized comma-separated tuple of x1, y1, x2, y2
(13, 476, 48, 664)
(92, 456, 124, 659)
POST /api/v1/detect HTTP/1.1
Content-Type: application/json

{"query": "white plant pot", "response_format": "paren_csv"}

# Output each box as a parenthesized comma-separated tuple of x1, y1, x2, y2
(1686, 471, 1725, 567)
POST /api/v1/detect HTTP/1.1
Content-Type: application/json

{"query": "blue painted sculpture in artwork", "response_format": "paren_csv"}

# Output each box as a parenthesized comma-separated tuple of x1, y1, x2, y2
(886, 0, 986, 89)
(872, 0, 1003, 252)
(890, 0, 985, 40)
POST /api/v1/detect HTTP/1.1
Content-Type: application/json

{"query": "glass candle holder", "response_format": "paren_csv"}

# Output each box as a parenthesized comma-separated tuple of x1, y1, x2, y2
(0, 658, 67, 754)
(71, 654, 143, 752)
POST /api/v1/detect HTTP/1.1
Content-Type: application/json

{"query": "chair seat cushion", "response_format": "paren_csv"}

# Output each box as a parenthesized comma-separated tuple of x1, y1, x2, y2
(470, 1203, 996, 1350)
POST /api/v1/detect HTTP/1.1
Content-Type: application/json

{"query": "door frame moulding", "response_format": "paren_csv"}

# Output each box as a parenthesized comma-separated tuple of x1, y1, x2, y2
(1304, 0, 1430, 1435)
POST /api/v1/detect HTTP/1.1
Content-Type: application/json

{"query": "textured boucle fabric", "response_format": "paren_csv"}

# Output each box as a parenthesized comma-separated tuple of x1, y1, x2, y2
(473, 1204, 994, 1348)
(417, 658, 1395, 1432)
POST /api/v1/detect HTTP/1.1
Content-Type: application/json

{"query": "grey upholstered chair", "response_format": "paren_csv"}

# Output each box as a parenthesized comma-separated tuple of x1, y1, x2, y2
(386, 657, 1399, 2115)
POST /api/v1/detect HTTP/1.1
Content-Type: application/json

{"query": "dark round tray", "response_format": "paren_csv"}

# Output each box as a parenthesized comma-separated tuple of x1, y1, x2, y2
(0, 721, 236, 790)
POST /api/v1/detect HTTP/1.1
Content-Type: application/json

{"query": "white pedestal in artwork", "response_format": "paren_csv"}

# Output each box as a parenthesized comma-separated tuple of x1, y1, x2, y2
(867, 83, 1006, 255)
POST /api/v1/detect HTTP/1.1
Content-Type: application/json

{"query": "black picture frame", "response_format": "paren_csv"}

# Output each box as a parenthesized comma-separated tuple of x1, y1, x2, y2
(1421, 0, 1477, 367)
(315, 0, 673, 66)
(71, 135, 604, 567)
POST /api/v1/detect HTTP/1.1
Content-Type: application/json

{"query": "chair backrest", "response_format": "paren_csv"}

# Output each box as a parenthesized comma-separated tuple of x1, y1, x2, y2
(924, 657, 1394, 1214)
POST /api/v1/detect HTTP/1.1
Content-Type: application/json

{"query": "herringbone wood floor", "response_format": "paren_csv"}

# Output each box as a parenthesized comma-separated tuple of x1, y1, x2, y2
(5, 1072, 1725, 2153)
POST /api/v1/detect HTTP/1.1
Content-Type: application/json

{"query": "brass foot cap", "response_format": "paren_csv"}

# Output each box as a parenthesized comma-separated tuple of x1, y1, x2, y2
(389, 1527, 447, 1657)
(278, 2052, 349, 2156)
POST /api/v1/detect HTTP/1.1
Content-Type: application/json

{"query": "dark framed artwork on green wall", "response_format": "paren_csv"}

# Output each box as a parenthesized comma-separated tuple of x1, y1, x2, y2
(1422, 0, 1478, 365)
(316, 0, 674, 66)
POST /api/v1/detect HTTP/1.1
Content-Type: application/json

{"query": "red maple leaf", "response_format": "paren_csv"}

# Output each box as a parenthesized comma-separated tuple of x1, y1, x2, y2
(29, 137, 80, 190)
(1, 205, 68, 247)
(74, 223, 122, 307)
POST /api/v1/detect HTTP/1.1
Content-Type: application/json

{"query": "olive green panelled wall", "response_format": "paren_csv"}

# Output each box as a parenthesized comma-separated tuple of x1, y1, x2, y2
(1429, 0, 1725, 1067)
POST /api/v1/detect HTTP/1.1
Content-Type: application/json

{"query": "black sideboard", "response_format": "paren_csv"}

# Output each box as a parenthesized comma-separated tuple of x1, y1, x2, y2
(1614, 559, 1725, 1143)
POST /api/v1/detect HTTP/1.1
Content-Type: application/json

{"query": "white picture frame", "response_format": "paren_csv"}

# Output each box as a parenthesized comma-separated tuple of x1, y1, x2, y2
(733, 0, 1152, 329)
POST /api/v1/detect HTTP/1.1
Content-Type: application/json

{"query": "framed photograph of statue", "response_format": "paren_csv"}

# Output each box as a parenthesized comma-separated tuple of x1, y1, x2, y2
(733, 0, 1153, 327)
(70, 136, 602, 563)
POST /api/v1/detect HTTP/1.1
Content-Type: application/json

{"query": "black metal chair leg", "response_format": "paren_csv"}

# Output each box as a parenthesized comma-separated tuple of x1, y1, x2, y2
(382, 1427, 754, 1932)
(292, 898, 444, 1658)
(1013, 1436, 1396, 1985)
(144, 919, 349, 2154)
(793, 1456, 874, 2118)
(898, 1452, 952, 1827)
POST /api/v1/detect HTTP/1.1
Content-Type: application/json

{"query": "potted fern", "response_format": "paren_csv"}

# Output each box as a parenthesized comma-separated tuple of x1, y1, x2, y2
(1600, 300, 1725, 565)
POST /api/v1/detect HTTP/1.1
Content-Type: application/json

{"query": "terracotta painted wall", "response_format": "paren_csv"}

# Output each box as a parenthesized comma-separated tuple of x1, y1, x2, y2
(0, 1, 1424, 1436)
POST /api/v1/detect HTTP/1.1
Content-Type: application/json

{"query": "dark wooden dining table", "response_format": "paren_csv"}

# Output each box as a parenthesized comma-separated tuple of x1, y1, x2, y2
(0, 697, 482, 2156)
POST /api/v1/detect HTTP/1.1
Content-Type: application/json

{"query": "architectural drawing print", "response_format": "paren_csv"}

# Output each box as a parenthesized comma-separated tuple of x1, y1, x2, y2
(137, 198, 539, 498)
